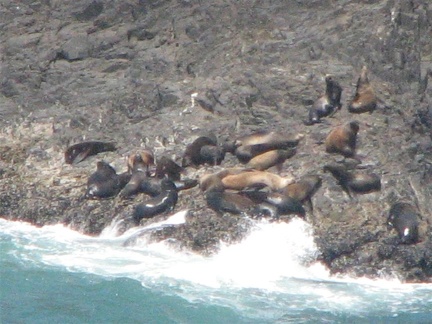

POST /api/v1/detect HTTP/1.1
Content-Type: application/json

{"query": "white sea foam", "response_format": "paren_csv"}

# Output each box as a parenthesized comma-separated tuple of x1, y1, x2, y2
(2, 214, 432, 318)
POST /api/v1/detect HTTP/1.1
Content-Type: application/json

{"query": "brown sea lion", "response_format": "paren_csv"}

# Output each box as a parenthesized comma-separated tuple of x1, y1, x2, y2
(348, 66, 377, 114)
(221, 170, 294, 191)
(85, 161, 130, 199)
(65, 141, 116, 164)
(127, 150, 154, 175)
(387, 202, 420, 244)
(323, 163, 381, 198)
(282, 175, 322, 211)
(304, 75, 343, 125)
(246, 148, 296, 171)
(225, 131, 303, 164)
(325, 121, 359, 158)
(199, 167, 252, 192)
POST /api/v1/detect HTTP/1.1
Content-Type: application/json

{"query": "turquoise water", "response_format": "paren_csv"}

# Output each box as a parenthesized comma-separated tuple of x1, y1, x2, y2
(1, 214, 432, 323)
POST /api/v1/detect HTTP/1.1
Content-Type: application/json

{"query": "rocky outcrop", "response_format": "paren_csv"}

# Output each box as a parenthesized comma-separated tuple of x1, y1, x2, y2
(1, 0, 431, 282)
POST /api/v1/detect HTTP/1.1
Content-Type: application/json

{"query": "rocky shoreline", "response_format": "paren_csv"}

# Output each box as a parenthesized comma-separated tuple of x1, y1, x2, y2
(1, 0, 431, 282)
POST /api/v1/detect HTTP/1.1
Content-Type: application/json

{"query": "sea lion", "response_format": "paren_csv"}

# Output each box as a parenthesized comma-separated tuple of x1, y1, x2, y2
(246, 148, 296, 171)
(205, 186, 257, 215)
(199, 168, 246, 192)
(282, 175, 322, 211)
(182, 134, 220, 167)
(325, 121, 359, 158)
(242, 190, 306, 218)
(155, 156, 183, 181)
(304, 75, 343, 125)
(85, 161, 130, 199)
(221, 170, 294, 191)
(127, 150, 154, 175)
(132, 178, 178, 225)
(323, 163, 381, 197)
(65, 141, 116, 164)
(121, 171, 198, 198)
(348, 66, 377, 114)
(387, 202, 420, 244)
(225, 131, 303, 163)
(199, 145, 225, 166)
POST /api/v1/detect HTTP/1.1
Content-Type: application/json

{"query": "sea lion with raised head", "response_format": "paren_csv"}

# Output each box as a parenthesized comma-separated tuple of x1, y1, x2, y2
(348, 66, 377, 114)
(65, 141, 116, 164)
(304, 75, 343, 125)
(325, 121, 359, 158)
(127, 150, 154, 175)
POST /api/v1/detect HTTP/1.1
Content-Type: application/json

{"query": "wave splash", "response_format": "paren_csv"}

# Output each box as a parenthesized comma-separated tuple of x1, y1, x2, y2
(1, 212, 432, 319)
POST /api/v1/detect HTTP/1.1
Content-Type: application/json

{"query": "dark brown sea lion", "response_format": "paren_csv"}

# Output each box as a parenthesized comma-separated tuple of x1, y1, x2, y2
(205, 185, 257, 215)
(182, 134, 220, 167)
(132, 179, 178, 225)
(304, 75, 343, 125)
(242, 190, 306, 218)
(348, 66, 377, 114)
(282, 175, 322, 211)
(246, 148, 296, 171)
(199, 145, 225, 166)
(65, 141, 116, 164)
(121, 171, 198, 199)
(325, 121, 359, 158)
(387, 202, 420, 244)
(323, 163, 381, 198)
(155, 156, 183, 181)
(127, 150, 154, 175)
(85, 161, 130, 199)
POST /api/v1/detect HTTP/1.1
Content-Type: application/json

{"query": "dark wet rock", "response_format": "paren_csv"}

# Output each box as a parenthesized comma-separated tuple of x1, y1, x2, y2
(0, 0, 432, 282)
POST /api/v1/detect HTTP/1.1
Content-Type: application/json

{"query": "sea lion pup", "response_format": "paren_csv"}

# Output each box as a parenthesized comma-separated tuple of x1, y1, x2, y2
(65, 141, 116, 164)
(182, 133, 222, 167)
(348, 66, 377, 114)
(304, 75, 343, 125)
(246, 148, 296, 171)
(86, 161, 130, 199)
(127, 150, 154, 175)
(132, 178, 178, 225)
(387, 202, 420, 244)
(282, 175, 322, 211)
(225, 131, 303, 164)
(325, 121, 359, 158)
(155, 156, 183, 181)
(323, 162, 381, 198)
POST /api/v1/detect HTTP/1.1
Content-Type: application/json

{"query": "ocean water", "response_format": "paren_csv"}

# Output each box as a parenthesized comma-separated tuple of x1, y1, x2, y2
(1, 212, 432, 324)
